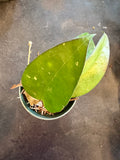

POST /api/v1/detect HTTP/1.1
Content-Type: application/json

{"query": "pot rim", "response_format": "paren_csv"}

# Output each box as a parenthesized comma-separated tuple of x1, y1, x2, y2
(19, 86, 76, 120)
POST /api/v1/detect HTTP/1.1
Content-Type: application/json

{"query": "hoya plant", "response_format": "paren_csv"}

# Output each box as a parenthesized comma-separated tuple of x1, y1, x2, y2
(11, 32, 109, 116)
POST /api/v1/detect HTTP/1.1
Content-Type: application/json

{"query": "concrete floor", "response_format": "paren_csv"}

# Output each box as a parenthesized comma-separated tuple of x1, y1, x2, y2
(0, 0, 120, 160)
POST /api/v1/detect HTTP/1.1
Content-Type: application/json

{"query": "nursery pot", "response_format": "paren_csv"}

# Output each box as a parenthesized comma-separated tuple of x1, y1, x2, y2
(19, 86, 76, 120)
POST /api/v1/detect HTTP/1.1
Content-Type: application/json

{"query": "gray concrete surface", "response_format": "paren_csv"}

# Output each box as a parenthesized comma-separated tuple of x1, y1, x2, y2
(0, 0, 120, 160)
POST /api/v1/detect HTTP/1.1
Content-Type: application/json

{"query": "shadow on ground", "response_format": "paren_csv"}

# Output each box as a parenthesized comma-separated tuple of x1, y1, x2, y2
(109, 35, 120, 160)
(109, 111, 120, 160)
(111, 39, 120, 107)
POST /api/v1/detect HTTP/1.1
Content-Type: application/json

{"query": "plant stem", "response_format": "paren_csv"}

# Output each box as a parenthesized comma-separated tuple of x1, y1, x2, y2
(27, 41, 32, 65)
(37, 51, 39, 56)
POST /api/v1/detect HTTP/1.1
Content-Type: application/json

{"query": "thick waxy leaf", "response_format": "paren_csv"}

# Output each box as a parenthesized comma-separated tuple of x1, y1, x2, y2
(72, 33, 110, 97)
(76, 32, 95, 60)
(21, 36, 92, 113)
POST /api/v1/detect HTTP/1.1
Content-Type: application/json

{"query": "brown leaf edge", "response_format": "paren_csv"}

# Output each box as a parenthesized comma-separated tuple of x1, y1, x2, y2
(10, 82, 22, 89)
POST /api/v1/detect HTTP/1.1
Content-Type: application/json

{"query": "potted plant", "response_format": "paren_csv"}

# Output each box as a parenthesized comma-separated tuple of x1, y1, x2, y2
(11, 32, 110, 120)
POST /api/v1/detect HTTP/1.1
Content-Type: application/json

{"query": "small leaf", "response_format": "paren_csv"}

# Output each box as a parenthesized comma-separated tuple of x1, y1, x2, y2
(21, 36, 92, 113)
(75, 32, 95, 59)
(72, 33, 110, 97)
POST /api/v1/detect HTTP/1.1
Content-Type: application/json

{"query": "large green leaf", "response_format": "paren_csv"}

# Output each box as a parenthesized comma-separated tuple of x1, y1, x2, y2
(21, 36, 92, 113)
(72, 33, 110, 97)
